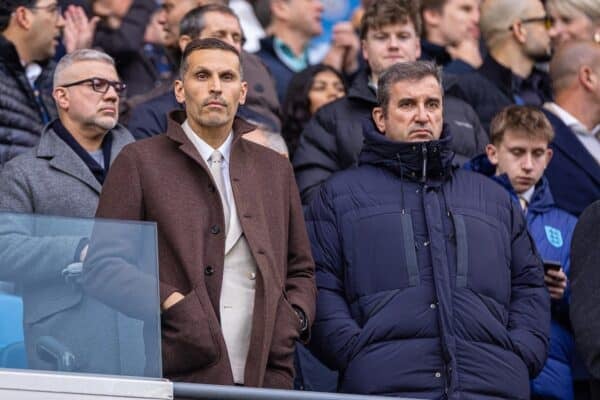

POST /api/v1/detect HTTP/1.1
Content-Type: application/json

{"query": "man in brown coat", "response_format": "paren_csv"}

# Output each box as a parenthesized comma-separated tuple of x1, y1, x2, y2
(90, 38, 316, 388)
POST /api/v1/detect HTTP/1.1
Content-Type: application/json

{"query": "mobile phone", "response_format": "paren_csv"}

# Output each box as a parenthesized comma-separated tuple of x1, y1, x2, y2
(543, 260, 561, 272)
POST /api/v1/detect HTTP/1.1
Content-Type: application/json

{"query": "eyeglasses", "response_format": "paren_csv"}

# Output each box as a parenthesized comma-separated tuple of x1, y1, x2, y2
(60, 78, 127, 95)
(29, 3, 62, 17)
(510, 16, 554, 31)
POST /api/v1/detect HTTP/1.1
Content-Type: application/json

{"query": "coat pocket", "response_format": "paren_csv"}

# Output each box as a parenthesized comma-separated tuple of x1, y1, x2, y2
(265, 292, 300, 386)
(161, 290, 220, 376)
(345, 207, 418, 298)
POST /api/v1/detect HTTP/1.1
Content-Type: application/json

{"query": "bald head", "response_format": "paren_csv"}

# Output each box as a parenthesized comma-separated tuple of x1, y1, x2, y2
(550, 40, 600, 93)
(480, 0, 529, 48)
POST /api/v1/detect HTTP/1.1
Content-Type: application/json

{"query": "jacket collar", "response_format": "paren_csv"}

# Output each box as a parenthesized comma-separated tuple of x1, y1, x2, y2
(166, 110, 256, 167)
(346, 68, 377, 105)
(36, 120, 132, 193)
(542, 109, 600, 185)
(359, 119, 455, 182)
(478, 55, 515, 98)
(420, 39, 452, 66)
(0, 35, 23, 70)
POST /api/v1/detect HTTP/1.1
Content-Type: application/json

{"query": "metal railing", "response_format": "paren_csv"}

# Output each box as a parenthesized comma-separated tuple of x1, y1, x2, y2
(172, 382, 420, 400)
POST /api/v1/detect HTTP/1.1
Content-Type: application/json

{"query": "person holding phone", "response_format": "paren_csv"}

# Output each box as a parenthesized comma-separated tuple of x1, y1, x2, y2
(467, 105, 578, 400)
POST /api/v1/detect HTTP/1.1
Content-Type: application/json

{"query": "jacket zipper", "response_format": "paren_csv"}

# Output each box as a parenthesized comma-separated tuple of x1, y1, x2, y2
(421, 145, 428, 183)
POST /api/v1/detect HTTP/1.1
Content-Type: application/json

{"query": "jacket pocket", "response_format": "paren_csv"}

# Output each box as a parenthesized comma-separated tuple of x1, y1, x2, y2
(266, 292, 300, 385)
(453, 208, 511, 304)
(345, 207, 418, 298)
(161, 290, 220, 376)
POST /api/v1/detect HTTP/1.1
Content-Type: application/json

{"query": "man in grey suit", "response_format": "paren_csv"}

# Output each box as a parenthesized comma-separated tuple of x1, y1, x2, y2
(0, 48, 134, 373)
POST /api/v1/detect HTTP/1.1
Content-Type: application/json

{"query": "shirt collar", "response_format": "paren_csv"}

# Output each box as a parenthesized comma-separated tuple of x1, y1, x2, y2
(181, 119, 233, 164)
(24, 62, 42, 88)
(273, 37, 309, 72)
(519, 185, 535, 204)
(544, 102, 592, 135)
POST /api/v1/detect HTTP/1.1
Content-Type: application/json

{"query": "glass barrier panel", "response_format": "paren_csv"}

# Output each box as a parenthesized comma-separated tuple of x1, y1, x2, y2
(0, 212, 161, 378)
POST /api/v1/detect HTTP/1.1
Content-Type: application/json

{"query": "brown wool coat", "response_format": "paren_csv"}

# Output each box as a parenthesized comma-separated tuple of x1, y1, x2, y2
(94, 111, 316, 388)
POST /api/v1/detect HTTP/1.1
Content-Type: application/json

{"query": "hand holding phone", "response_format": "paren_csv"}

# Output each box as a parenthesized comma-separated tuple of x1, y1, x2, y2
(543, 260, 567, 300)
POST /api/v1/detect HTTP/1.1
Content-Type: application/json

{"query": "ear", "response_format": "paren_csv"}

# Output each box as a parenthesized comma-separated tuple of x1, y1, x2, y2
(510, 21, 527, 44)
(372, 107, 386, 134)
(361, 39, 369, 62)
(485, 143, 499, 165)
(174, 79, 186, 104)
(13, 6, 33, 30)
(178, 35, 192, 53)
(415, 36, 422, 59)
(52, 87, 69, 110)
(271, 0, 289, 20)
(579, 65, 597, 91)
(544, 147, 553, 166)
(422, 8, 442, 30)
(238, 81, 248, 105)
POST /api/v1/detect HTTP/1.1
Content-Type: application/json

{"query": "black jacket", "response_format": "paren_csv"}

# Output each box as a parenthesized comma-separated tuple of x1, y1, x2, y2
(0, 35, 57, 166)
(292, 68, 489, 204)
(448, 55, 553, 132)
(420, 39, 475, 74)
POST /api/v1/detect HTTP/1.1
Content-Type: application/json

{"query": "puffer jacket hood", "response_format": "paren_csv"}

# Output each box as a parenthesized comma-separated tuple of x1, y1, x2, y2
(359, 119, 455, 183)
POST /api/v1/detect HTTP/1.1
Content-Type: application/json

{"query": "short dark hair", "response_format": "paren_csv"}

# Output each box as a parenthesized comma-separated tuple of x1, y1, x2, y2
(377, 61, 442, 117)
(360, 0, 422, 40)
(179, 37, 242, 79)
(0, 0, 36, 31)
(420, 0, 447, 13)
(489, 105, 554, 146)
(179, 4, 240, 39)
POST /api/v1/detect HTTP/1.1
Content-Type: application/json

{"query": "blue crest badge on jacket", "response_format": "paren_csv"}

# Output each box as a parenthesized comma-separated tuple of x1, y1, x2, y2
(544, 226, 563, 248)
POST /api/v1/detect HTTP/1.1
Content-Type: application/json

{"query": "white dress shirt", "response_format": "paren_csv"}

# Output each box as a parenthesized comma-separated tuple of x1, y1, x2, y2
(181, 120, 234, 206)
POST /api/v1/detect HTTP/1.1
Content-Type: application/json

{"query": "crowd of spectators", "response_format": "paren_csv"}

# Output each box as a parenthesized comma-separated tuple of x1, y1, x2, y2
(0, 0, 599, 399)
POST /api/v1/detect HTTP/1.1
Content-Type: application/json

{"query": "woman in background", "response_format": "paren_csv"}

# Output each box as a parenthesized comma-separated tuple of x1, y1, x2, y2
(546, 0, 600, 47)
(282, 64, 346, 158)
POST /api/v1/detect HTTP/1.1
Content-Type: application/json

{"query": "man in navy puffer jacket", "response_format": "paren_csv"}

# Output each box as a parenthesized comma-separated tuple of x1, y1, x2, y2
(305, 61, 550, 399)
(466, 105, 577, 400)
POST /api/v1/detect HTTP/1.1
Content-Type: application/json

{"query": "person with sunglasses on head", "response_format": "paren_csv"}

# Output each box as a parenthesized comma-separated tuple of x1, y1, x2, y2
(0, 49, 134, 372)
(447, 0, 554, 132)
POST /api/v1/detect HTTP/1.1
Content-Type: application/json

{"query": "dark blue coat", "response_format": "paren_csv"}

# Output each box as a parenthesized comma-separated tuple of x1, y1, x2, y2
(306, 125, 550, 399)
(255, 36, 296, 105)
(467, 154, 577, 400)
(542, 109, 600, 217)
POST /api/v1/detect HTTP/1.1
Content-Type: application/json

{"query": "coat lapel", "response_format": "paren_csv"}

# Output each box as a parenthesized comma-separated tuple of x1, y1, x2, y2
(38, 127, 102, 193)
(544, 110, 600, 185)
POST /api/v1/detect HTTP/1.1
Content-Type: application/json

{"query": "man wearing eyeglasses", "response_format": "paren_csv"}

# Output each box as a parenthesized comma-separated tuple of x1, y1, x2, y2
(0, 48, 134, 372)
(447, 0, 554, 132)
(0, 0, 99, 166)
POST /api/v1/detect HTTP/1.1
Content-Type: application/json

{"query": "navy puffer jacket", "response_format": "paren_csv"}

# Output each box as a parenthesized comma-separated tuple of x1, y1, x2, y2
(0, 35, 56, 166)
(306, 124, 550, 399)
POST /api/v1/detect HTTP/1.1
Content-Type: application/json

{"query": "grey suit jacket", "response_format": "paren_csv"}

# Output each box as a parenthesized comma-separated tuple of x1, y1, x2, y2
(0, 121, 133, 373)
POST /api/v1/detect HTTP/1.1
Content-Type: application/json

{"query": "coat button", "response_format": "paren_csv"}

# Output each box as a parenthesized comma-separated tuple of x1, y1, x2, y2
(430, 303, 437, 309)
(204, 265, 214, 276)
(208, 184, 216, 193)
(210, 225, 220, 234)
(434, 372, 441, 378)
(249, 272, 256, 280)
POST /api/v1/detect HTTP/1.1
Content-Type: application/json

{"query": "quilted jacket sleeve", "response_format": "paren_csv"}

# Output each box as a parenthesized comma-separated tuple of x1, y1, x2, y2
(305, 185, 362, 371)
(507, 201, 551, 377)
(293, 109, 342, 206)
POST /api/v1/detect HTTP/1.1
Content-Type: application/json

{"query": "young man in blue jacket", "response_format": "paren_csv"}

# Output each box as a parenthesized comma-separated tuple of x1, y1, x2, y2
(467, 105, 577, 400)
